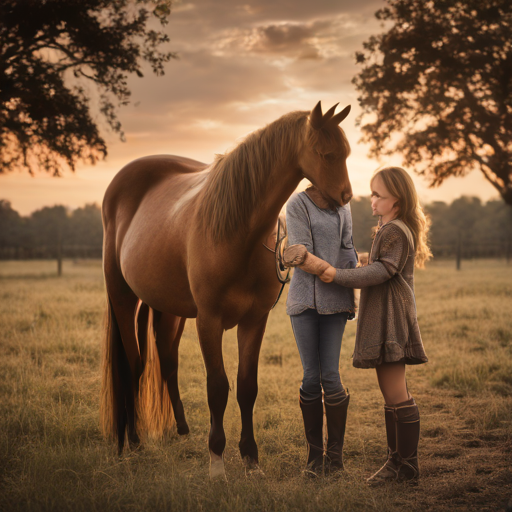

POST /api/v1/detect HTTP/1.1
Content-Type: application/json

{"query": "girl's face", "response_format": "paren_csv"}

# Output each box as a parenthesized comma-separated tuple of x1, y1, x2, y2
(371, 174, 399, 222)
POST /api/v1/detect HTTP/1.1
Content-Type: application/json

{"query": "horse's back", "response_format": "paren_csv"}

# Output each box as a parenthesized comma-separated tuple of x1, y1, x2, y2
(103, 155, 208, 219)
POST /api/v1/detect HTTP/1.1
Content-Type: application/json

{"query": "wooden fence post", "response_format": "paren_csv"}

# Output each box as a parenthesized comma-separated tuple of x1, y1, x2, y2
(456, 231, 462, 271)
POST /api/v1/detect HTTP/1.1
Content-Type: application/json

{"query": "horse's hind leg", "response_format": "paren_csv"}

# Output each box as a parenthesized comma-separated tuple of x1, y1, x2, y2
(104, 258, 143, 454)
(153, 312, 189, 435)
(237, 312, 268, 473)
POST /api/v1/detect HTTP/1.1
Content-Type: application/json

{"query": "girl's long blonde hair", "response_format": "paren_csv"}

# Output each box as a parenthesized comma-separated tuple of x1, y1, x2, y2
(371, 167, 432, 268)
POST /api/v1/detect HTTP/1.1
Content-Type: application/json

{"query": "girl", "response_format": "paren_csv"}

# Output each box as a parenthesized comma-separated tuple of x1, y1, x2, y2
(285, 167, 431, 485)
(286, 184, 358, 477)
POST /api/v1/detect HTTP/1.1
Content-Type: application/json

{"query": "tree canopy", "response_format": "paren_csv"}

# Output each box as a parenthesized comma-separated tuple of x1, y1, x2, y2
(353, 0, 512, 205)
(0, 0, 174, 175)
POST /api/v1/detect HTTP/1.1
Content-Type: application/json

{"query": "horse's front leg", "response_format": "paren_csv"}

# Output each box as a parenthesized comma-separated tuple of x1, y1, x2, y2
(196, 314, 229, 480)
(237, 312, 268, 475)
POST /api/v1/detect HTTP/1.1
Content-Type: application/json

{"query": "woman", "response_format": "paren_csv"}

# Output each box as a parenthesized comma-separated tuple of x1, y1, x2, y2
(286, 185, 358, 477)
(285, 167, 431, 485)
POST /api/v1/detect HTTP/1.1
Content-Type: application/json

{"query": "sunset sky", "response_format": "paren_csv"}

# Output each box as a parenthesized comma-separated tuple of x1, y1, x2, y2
(1, 0, 499, 215)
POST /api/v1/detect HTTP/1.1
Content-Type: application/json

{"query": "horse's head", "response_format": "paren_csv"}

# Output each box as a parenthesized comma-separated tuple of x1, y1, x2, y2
(298, 102, 352, 207)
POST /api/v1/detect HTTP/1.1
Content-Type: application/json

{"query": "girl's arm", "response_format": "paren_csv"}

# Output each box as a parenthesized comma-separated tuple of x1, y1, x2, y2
(332, 264, 391, 288)
(284, 244, 391, 288)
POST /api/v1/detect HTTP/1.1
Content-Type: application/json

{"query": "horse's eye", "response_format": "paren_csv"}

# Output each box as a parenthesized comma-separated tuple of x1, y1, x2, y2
(324, 153, 336, 162)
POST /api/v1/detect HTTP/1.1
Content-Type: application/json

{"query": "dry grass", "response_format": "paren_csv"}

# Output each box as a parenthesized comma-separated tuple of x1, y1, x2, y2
(0, 258, 511, 511)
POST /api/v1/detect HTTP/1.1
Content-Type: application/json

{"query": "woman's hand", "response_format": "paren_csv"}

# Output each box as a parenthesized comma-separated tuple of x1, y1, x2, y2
(283, 244, 309, 267)
(284, 244, 335, 280)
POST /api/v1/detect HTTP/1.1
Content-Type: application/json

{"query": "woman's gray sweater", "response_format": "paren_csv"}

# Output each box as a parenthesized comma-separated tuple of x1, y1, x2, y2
(285, 192, 358, 316)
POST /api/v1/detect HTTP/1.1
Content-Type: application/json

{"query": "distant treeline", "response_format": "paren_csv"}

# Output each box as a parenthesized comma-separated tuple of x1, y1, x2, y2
(0, 197, 511, 260)
(351, 196, 512, 259)
(0, 201, 102, 260)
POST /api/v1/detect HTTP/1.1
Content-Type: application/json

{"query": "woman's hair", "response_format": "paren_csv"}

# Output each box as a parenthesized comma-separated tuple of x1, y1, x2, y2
(371, 167, 432, 268)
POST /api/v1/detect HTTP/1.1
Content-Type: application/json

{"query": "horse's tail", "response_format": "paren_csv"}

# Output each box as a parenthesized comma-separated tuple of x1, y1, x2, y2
(137, 304, 174, 439)
(99, 297, 121, 440)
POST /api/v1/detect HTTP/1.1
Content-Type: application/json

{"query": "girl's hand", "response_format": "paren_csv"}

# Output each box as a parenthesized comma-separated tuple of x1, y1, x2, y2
(319, 266, 336, 283)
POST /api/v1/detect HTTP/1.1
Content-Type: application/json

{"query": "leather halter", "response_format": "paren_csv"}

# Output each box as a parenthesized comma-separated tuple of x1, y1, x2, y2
(263, 217, 291, 309)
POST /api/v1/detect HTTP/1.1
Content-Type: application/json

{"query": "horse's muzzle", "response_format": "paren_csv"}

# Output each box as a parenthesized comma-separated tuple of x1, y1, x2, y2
(342, 192, 353, 205)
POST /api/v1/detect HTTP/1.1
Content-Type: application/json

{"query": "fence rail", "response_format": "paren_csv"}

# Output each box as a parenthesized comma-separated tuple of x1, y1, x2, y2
(0, 242, 510, 262)
(431, 242, 511, 260)
(0, 245, 103, 260)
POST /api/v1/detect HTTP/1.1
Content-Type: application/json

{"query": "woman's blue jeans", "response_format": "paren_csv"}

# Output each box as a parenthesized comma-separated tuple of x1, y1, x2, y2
(290, 309, 349, 400)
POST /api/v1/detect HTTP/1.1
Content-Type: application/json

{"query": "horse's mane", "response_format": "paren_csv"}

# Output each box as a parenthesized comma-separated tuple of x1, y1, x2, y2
(198, 110, 309, 242)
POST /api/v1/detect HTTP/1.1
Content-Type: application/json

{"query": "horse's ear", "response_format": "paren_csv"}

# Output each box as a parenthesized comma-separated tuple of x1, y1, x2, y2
(326, 105, 351, 127)
(309, 101, 324, 130)
(323, 103, 339, 122)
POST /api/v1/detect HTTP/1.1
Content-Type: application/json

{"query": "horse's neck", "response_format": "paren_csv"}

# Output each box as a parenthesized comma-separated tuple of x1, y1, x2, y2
(246, 126, 304, 237)
(199, 117, 304, 246)
(247, 163, 302, 245)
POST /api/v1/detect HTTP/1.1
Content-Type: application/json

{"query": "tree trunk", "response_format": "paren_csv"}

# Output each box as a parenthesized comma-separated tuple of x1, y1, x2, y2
(500, 186, 512, 207)
(57, 224, 63, 277)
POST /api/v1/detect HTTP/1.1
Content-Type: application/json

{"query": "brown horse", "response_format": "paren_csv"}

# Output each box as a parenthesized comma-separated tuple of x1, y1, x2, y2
(100, 101, 353, 479)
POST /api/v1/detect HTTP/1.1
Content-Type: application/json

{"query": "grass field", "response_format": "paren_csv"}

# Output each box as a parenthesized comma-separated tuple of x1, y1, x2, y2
(0, 259, 511, 511)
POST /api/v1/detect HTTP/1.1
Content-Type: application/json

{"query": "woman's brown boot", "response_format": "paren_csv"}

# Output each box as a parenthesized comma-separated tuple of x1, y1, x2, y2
(324, 390, 350, 475)
(299, 395, 324, 477)
(367, 397, 420, 486)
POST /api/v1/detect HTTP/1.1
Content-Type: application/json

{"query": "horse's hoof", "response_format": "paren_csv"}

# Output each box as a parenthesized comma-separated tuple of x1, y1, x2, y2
(209, 454, 227, 481)
(128, 434, 141, 451)
(129, 443, 144, 454)
(177, 423, 190, 436)
(243, 456, 264, 478)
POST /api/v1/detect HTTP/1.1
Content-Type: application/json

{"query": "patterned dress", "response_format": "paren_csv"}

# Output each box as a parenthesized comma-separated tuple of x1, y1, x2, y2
(333, 220, 428, 368)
